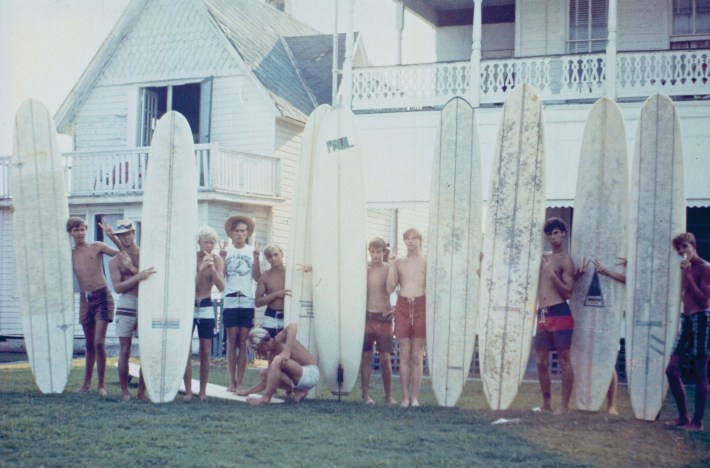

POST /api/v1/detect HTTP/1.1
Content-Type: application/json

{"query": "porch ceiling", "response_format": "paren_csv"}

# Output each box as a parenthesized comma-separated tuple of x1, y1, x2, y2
(403, 0, 513, 26)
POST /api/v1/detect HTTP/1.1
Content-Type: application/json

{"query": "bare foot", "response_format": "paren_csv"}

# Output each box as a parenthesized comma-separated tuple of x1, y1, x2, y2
(400, 399, 410, 408)
(410, 399, 420, 407)
(664, 417, 690, 427)
(235, 388, 249, 397)
(363, 397, 375, 404)
(247, 396, 269, 406)
(97, 387, 107, 397)
(542, 402, 553, 411)
(184, 393, 193, 402)
(122, 393, 131, 401)
(76, 385, 90, 393)
(386, 397, 398, 405)
(136, 392, 149, 401)
(607, 406, 619, 416)
(678, 422, 703, 432)
(199, 393, 207, 401)
(293, 389, 309, 402)
(553, 407, 569, 415)
(227, 385, 237, 393)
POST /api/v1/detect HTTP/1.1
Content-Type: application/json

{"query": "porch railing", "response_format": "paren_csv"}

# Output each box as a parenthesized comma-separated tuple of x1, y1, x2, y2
(0, 157, 9, 199)
(60, 143, 279, 198)
(352, 49, 708, 110)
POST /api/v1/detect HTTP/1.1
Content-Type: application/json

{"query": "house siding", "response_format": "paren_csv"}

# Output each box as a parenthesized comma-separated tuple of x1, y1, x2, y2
(73, 85, 131, 150)
(517, 0, 566, 57)
(618, 0, 669, 51)
(211, 75, 276, 154)
(271, 119, 302, 255)
(0, 208, 21, 336)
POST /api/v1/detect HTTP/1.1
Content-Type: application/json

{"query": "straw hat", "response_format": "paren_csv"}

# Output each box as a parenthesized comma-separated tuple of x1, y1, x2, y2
(224, 215, 255, 237)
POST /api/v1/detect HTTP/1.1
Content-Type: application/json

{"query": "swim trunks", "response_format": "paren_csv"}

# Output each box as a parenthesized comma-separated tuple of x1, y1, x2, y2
(80, 286, 114, 325)
(363, 311, 394, 353)
(193, 298, 216, 339)
(223, 307, 254, 328)
(672, 311, 710, 358)
(115, 294, 137, 338)
(535, 301, 574, 351)
(393, 295, 426, 339)
(293, 364, 320, 391)
(263, 307, 284, 338)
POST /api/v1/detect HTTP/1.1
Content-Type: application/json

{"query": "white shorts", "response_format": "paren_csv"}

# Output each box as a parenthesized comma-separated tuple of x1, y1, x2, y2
(293, 365, 320, 391)
(115, 294, 138, 338)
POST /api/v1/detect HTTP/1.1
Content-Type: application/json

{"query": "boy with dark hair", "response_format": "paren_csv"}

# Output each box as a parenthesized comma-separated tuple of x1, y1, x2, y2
(361, 237, 396, 404)
(536, 217, 576, 414)
(665, 232, 710, 431)
(67, 216, 120, 396)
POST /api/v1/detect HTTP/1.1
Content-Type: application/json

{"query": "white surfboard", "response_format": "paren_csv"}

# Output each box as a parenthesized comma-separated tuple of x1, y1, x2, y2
(124, 362, 284, 403)
(137, 111, 198, 403)
(11, 99, 74, 394)
(570, 98, 628, 412)
(426, 97, 482, 407)
(310, 105, 367, 396)
(284, 104, 331, 398)
(478, 84, 546, 410)
(626, 93, 685, 421)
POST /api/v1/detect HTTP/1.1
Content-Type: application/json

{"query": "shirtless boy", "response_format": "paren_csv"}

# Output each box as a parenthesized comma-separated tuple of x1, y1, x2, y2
(535, 218, 575, 414)
(239, 324, 320, 406)
(67, 217, 119, 396)
(220, 215, 262, 393)
(387, 228, 426, 408)
(362, 237, 396, 404)
(664, 233, 710, 431)
(184, 226, 225, 401)
(107, 219, 155, 401)
(255, 244, 289, 338)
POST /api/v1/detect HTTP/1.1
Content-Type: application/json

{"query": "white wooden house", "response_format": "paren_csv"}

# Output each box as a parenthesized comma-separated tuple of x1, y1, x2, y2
(0, 0, 369, 338)
(353, 0, 710, 258)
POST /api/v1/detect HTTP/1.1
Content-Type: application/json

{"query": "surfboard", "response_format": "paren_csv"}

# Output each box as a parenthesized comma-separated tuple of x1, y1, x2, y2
(284, 104, 331, 398)
(11, 99, 74, 394)
(478, 83, 546, 410)
(626, 93, 685, 421)
(569, 97, 628, 412)
(137, 111, 198, 403)
(310, 105, 367, 396)
(426, 97, 482, 407)
(124, 362, 284, 403)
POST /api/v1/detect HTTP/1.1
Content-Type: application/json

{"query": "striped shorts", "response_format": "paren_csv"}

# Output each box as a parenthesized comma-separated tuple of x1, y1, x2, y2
(672, 311, 710, 358)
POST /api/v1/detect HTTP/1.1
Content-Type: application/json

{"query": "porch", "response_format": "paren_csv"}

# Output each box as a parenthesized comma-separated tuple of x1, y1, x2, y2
(0, 143, 281, 202)
(351, 49, 710, 111)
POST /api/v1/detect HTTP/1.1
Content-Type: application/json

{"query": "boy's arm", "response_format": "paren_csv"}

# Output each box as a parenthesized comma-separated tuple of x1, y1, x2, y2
(98, 242, 120, 258)
(212, 255, 225, 292)
(682, 263, 710, 304)
(386, 260, 399, 294)
(98, 222, 122, 251)
(279, 323, 298, 361)
(254, 275, 268, 308)
(542, 255, 575, 300)
(109, 254, 155, 293)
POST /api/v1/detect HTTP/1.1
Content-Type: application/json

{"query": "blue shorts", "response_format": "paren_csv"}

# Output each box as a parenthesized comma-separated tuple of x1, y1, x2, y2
(224, 307, 254, 329)
(193, 318, 216, 340)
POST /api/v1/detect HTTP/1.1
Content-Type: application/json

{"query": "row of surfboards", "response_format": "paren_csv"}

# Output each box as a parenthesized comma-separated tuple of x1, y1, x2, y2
(13, 87, 683, 418)
(430, 85, 684, 421)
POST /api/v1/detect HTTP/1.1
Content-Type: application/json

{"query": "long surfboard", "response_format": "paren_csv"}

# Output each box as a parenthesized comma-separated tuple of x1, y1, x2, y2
(11, 99, 74, 394)
(570, 98, 628, 412)
(626, 93, 684, 421)
(284, 104, 330, 398)
(426, 97, 482, 407)
(478, 83, 546, 410)
(138, 111, 198, 403)
(310, 105, 367, 395)
(124, 363, 284, 403)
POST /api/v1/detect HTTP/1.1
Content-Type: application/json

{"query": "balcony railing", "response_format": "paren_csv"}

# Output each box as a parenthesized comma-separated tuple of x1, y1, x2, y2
(0, 144, 280, 200)
(352, 49, 709, 110)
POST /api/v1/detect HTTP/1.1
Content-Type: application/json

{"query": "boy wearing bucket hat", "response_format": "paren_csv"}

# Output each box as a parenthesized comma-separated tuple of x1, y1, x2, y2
(221, 215, 262, 393)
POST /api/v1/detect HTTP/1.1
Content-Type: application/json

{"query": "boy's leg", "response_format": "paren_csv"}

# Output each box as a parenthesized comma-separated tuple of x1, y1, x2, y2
(226, 326, 238, 391)
(361, 350, 373, 403)
(607, 369, 619, 415)
(198, 338, 211, 400)
(94, 320, 109, 396)
(409, 337, 425, 407)
(79, 323, 96, 392)
(665, 355, 690, 426)
(236, 326, 250, 392)
(381, 352, 396, 404)
(556, 347, 574, 415)
(536, 348, 552, 410)
(399, 338, 412, 407)
(118, 337, 132, 400)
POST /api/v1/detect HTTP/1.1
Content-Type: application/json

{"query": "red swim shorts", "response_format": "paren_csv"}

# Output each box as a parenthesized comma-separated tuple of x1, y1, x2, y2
(393, 295, 426, 339)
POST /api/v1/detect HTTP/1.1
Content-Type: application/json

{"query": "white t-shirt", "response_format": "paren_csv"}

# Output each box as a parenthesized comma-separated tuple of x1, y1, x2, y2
(224, 243, 257, 308)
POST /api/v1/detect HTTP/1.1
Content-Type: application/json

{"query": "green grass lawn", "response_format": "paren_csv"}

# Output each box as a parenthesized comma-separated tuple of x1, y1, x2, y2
(1, 358, 708, 467)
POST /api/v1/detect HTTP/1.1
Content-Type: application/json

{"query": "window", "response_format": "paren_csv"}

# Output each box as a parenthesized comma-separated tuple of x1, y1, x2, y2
(139, 78, 212, 146)
(671, 0, 710, 49)
(568, 0, 608, 54)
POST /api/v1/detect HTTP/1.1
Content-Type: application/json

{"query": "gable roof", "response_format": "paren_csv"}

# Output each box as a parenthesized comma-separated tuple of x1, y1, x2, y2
(56, 0, 364, 131)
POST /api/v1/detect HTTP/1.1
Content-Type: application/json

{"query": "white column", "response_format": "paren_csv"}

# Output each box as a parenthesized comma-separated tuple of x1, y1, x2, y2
(470, 0, 483, 107)
(342, 0, 355, 109)
(605, 0, 618, 99)
(395, 0, 404, 65)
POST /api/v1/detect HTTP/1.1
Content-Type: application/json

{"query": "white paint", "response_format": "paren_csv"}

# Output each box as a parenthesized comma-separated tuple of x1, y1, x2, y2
(11, 99, 74, 393)
(137, 111, 198, 403)
(310, 105, 367, 395)
(426, 97, 482, 407)
(569, 98, 628, 412)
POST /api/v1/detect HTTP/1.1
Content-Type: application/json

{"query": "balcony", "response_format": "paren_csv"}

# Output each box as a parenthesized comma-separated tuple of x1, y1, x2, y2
(0, 143, 281, 202)
(352, 49, 709, 110)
